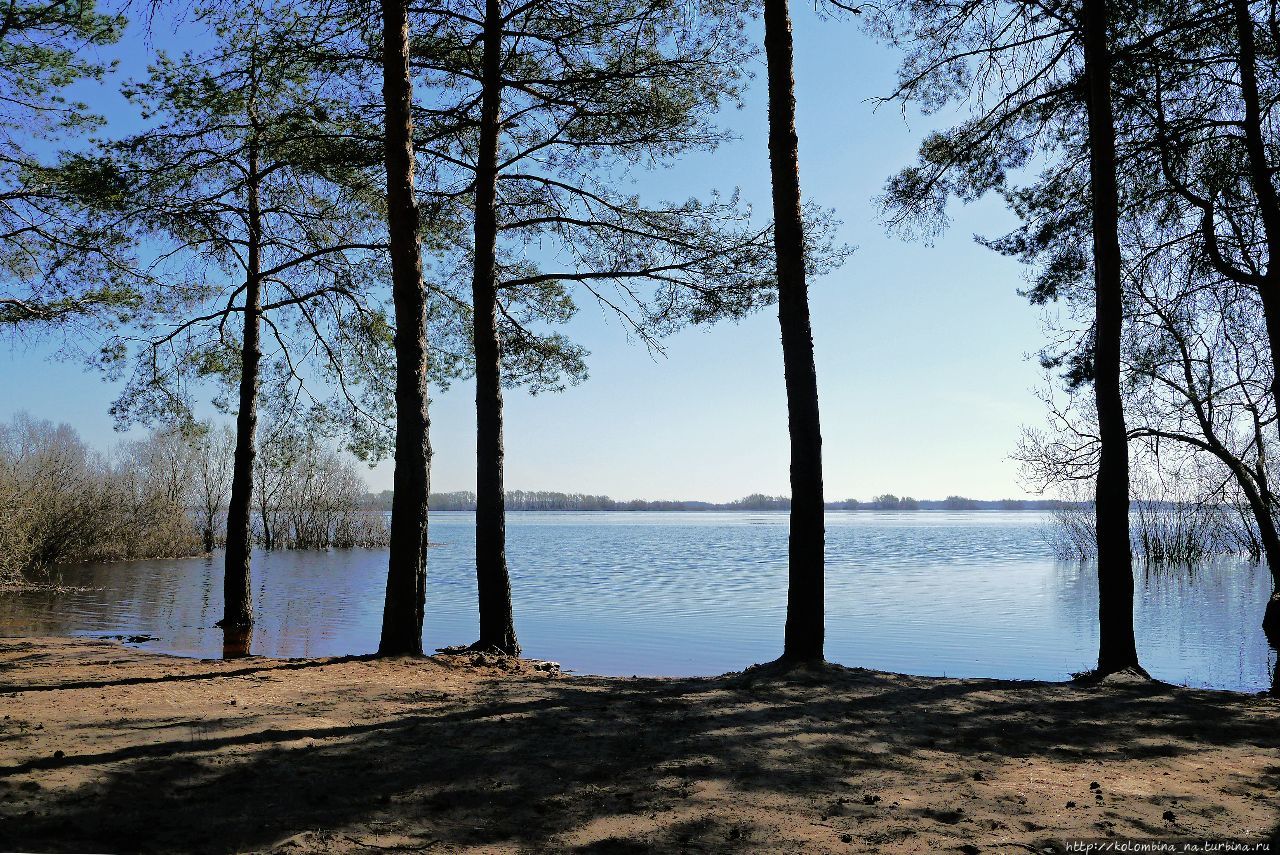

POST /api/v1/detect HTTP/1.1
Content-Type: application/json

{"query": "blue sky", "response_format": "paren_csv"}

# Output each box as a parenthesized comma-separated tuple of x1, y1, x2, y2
(0, 9, 1062, 502)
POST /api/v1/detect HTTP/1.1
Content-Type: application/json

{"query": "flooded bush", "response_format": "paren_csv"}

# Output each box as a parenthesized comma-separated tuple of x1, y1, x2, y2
(1045, 480, 1269, 565)
(255, 425, 388, 550)
(1046, 493, 1097, 560)
(1217, 500, 1265, 562)
(0, 414, 205, 583)
(0, 413, 385, 584)
(1133, 497, 1219, 565)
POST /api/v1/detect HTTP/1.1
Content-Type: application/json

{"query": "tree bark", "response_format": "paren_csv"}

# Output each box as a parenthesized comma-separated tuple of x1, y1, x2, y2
(1231, 0, 1280, 640)
(220, 135, 262, 631)
(763, 0, 825, 663)
(469, 0, 520, 657)
(1081, 0, 1142, 675)
(377, 0, 430, 657)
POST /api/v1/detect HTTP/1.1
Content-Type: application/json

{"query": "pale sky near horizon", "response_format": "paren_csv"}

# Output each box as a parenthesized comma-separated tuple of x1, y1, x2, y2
(0, 10, 1067, 503)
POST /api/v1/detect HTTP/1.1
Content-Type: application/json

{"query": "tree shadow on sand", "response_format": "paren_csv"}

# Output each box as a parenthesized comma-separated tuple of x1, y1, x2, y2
(4, 662, 1278, 853)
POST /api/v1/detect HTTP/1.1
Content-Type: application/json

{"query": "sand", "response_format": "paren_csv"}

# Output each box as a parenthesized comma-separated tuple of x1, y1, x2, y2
(0, 637, 1276, 853)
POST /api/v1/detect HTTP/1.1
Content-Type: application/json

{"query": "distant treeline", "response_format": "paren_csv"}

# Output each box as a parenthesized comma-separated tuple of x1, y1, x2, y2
(365, 490, 1076, 512)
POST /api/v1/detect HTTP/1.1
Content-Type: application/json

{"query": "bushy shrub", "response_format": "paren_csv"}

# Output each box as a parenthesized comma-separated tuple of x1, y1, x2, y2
(255, 423, 388, 550)
(0, 415, 205, 584)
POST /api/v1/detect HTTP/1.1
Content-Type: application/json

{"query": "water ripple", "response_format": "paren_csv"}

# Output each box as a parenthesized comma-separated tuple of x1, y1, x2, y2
(0, 511, 1272, 691)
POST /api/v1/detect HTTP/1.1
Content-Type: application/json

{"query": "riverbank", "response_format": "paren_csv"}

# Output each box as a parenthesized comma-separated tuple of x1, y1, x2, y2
(0, 637, 1275, 853)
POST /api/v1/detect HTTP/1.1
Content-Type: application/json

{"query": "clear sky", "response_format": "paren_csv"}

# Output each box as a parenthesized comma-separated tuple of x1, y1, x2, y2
(0, 9, 1064, 503)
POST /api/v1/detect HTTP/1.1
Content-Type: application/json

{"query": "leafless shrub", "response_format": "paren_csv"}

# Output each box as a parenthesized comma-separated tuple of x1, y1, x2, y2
(1045, 485, 1098, 560)
(255, 422, 387, 550)
(0, 414, 205, 584)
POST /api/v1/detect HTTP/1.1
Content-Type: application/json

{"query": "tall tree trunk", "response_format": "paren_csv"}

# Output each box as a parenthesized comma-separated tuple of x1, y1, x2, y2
(470, 0, 519, 657)
(763, 0, 825, 663)
(220, 137, 262, 630)
(377, 0, 430, 656)
(1231, 0, 1280, 638)
(1081, 0, 1142, 676)
(1257, 375, 1280, 644)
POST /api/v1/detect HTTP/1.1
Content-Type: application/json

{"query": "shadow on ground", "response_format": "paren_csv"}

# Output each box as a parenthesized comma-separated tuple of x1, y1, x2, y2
(1, 650, 1277, 854)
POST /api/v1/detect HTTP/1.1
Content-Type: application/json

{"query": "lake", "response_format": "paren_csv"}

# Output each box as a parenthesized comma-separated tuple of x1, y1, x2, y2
(1, 511, 1274, 692)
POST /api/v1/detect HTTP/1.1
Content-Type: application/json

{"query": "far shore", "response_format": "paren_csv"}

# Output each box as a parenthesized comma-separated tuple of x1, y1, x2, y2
(0, 637, 1276, 853)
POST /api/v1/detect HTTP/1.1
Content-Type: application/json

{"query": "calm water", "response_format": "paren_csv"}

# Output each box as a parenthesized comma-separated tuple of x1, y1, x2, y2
(1, 511, 1274, 692)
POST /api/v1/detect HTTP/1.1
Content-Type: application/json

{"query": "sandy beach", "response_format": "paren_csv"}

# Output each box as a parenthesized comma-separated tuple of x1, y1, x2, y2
(0, 637, 1276, 853)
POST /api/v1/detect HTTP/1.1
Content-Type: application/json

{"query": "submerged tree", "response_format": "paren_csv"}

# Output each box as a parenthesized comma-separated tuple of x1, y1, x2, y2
(413, 0, 788, 656)
(763, 0, 825, 662)
(0, 414, 216, 582)
(190, 422, 236, 553)
(253, 416, 387, 549)
(871, 0, 1148, 676)
(100, 1, 395, 629)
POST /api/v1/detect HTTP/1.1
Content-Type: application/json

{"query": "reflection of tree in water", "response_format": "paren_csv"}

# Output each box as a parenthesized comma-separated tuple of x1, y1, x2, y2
(221, 625, 251, 660)
(1136, 558, 1271, 689)
(3, 527, 1277, 689)
(1051, 556, 1272, 690)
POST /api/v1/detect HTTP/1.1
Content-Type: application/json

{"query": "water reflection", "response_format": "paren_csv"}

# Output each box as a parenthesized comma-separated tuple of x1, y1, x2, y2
(0, 512, 1272, 692)
(221, 625, 251, 659)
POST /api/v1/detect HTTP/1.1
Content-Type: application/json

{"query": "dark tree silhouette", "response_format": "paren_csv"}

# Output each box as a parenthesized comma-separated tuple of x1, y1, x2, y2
(470, 0, 516, 654)
(763, 0, 826, 662)
(971, 0, 1280, 644)
(871, 0, 1153, 676)
(378, 0, 430, 656)
(413, 0, 789, 656)
(1081, 0, 1141, 674)
(1119, 0, 1280, 641)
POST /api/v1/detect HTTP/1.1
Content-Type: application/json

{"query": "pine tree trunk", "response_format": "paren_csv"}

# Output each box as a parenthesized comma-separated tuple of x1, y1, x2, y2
(1231, 0, 1280, 641)
(1081, 0, 1141, 676)
(764, 0, 825, 663)
(377, 0, 430, 657)
(220, 138, 262, 631)
(470, 0, 519, 657)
